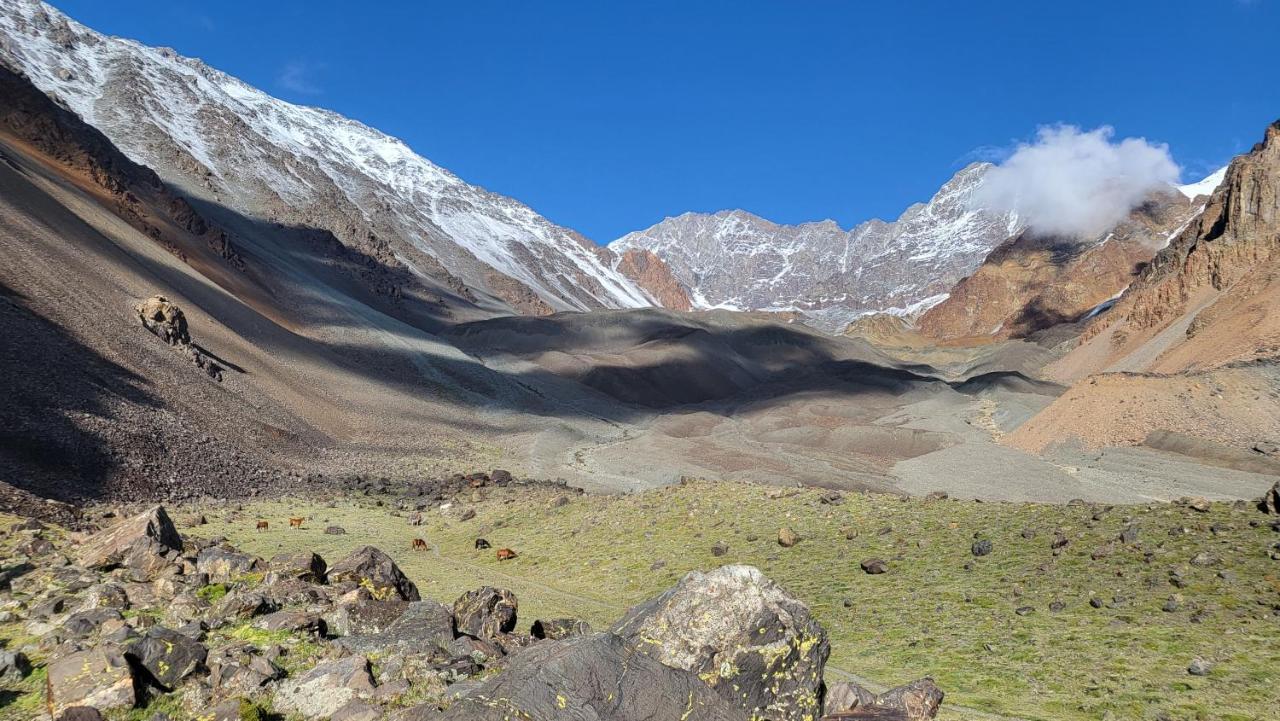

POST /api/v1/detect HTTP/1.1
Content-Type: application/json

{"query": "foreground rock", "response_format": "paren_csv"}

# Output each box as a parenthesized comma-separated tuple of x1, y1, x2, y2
(127, 626, 208, 690)
(439, 633, 744, 721)
(47, 647, 136, 715)
(613, 564, 828, 721)
(1261, 481, 1280, 515)
(327, 546, 421, 601)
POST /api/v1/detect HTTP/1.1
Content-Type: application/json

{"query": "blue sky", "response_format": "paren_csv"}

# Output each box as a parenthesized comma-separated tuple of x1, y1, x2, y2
(52, 0, 1280, 243)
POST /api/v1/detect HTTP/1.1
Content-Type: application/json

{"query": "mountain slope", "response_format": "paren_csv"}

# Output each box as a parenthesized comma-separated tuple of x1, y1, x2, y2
(1007, 120, 1280, 459)
(610, 163, 1023, 329)
(0, 0, 660, 315)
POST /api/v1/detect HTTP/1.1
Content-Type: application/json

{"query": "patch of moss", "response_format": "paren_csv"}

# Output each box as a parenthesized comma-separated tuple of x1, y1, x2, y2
(196, 582, 229, 603)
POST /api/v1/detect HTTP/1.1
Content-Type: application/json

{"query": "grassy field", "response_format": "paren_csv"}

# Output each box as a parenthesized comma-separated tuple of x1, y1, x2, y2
(186, 481, 1280, 721)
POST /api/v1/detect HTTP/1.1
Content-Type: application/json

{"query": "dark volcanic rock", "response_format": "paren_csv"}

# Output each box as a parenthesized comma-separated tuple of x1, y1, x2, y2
(337, 600, 454, 654)
(612, 564, 826, 721)
(127, 626, 208, 689)
(824, 678, 944, 720)
(47, 647, 136, 715)
(861, 559, 889, 575)
(268, 551, 327, 583)
(196, 547, 264, 583)
(453, 587, 518, 639)
(328, 546, 420, 601)
(971, 539, 993, 557)
(1261, 482, 1280, 515)
(439, 633, 744, 721)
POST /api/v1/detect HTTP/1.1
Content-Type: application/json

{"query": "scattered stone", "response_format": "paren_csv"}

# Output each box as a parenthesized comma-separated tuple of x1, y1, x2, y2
(1090, 597, 1105, 609)
(0, 649, 31, 684)
(1187, 657, 1214, 676)
(268, 551, 327, 583)
(127, 626, 208, 690)
(453, 587, 518, 639)
(824, 678, 943, 720)
(711, 540, 729, 557)
(459, 508, 476, 522)
(274, 655, 377, 719)
(1021, 528, 1037, 540)
(1260, 481, 1280, 515)
(47, 648, 136, 716)
(1185, 497, 1212, 513)
(1015, 606, 1034, 616)
(860, 559, 888, 575)
(818, 490, 844, 505)
(328, 546, 420, 601)
(196, 547, 264, 583)
(325, 526, 347, 535)
(613, 564, 827, 721)
(1049, 600, 1066, 613)
(1119, 525, 1139, 544)
(777, 527, 800, 547)
(971, 539, 993, 557)
(1162, 595, 1183, 613)
(551, 495, 570, 508)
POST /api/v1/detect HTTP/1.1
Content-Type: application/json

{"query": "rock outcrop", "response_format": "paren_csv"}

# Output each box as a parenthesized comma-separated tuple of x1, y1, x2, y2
(134, 295, 190, 346)
(327, 546, 421, 601)
(439, 633, 746, 721)
(76, 505, 183, 572)
(611, 248, 693, 312)
(612, 564, 828, 721)
(824, 678, 944, 720)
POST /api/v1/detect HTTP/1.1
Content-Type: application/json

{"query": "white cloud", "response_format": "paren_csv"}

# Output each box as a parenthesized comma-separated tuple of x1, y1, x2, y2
(277, 60, 324, 95)
(972, 125, 1180, 238)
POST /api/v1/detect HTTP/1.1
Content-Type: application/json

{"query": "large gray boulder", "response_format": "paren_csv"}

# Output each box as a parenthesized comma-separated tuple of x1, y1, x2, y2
(46, 647, 136, 716)
(274, 655, 377, 718)
(612, 564, 828, 721)
(77, 506, 182, 574)
(440, 633, 745, 721)
(327, 546, 420, 601)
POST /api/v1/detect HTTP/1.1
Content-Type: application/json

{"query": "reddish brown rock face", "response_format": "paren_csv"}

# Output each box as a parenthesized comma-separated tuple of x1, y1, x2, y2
(917, 189, 1205, 343)
(613, 248, 693, 311)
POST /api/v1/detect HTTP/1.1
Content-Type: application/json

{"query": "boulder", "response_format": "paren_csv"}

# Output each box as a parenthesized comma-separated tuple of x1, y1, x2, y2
(971, 539, 993, 557)
(612, 564, 827, 721)
(47, 647, 137, 715)
(0, 649, 31, 683)
(134, 295, 190, 346)
(267, 551, 327, 583)
(63, 608, 124, 639)
(530, 617, 592, 640)
(439, 633, 743, 721)
(254, 610, 327, 635)
(824, 678, 944, 720)
(324, 596, 409, 637)
(205, 645, 284, 699)
(453, 587, 518, 639)
(196, 547, 264, 583)
(860, 559, 889, 575)
(127, 626, 208, 690)
(56, 708, 104, 721)
(77, 506, 183, 572)
(274, 655, 377, 719)
(337, 600, 454, 654)
(327, 546, 420, 601)
(1260, 482, 1280, 515)
(778, 527, 800, 547)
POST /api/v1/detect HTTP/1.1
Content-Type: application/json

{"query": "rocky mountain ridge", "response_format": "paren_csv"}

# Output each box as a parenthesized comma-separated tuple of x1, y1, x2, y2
(611, 163, 1023, 330)
(0, 0, 667, 317)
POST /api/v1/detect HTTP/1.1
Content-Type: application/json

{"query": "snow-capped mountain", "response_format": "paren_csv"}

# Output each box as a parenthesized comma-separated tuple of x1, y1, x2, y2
(610, 163, 1023, 330)
(0, 0, 656, 314)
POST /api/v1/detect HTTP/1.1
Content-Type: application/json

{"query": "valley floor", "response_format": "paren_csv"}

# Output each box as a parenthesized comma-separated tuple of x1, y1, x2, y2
(129, 481, 1280, 721)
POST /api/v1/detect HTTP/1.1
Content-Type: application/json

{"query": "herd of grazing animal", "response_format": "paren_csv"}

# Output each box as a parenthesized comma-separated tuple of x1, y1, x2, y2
(251, 515, 519, 561)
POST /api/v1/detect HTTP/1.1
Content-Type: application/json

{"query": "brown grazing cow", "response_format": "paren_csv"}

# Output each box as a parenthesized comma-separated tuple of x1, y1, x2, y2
(288, 517, 304, 528)
(412, 538, 428, 550)
(496, 548, 518, 561)
(256, 520, 269, 532)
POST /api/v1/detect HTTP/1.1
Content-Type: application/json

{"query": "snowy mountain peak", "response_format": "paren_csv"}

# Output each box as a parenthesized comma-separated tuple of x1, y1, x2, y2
(0, 0, 657, 314)
(1177, 166, 1229, 199)
(611, 162, 1023, 330)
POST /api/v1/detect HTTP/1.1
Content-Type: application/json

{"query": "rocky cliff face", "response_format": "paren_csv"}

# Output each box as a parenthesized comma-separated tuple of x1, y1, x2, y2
(916, 188, 1208, 341)
(609, 248, 693, 311)
(1052, 120, 1280, 377)
(0, 0, 660, 316)
(610, 163, 1023, 330)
